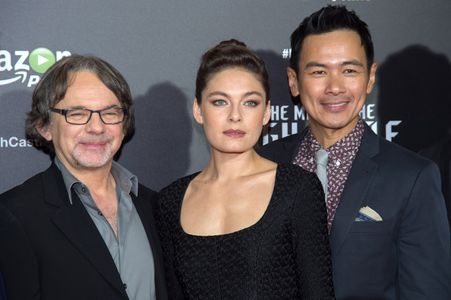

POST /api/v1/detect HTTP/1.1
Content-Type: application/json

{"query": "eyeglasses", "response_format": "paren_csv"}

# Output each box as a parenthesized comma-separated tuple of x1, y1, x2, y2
(50, 106, 127, 125)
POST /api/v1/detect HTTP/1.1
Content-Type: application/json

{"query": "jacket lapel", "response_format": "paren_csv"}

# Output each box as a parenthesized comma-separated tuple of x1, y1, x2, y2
(329, 125, 379, 255)
(131, 192, 167, 299)
(43, 165, 127, 298)
(279, 129, 308, 163)
(130, 192, 154, 251)
(131, 192, 162, 269)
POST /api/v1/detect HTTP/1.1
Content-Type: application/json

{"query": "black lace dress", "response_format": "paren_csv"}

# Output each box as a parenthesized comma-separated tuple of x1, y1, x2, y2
(156, 163, 335, 299)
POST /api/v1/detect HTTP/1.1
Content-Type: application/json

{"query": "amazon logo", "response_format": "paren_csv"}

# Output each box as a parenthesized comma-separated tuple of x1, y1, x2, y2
(0, 48, 71, 87)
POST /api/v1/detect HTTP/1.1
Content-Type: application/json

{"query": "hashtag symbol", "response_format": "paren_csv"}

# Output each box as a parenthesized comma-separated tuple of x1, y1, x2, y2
(282, 48, 288, 58)
(282, 48, 291, 59)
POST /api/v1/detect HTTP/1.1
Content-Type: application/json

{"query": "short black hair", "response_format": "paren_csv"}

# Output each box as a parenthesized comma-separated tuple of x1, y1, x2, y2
(290, 5, 374, 73)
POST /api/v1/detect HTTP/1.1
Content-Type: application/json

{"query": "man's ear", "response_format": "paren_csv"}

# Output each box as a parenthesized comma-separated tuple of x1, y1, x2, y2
(263, 100, 271, 126)
(287, 67, 300, 97)
(366, 63, 378, 94)
(36, 122, 53, 141)
(192, 99, 203, 125)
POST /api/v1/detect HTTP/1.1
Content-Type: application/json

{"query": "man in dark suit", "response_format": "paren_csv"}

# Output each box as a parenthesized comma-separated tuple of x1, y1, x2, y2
(420, 134, 451, 231)
(259, 5, 451, 299)
(0, 55, 170, 300)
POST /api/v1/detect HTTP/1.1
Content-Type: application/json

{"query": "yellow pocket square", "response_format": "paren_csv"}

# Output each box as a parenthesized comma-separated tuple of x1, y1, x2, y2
(355, 206, 383, 222)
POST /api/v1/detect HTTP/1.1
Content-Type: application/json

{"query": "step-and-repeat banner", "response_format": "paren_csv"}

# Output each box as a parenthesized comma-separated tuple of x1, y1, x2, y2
(1, 0, 451, 192)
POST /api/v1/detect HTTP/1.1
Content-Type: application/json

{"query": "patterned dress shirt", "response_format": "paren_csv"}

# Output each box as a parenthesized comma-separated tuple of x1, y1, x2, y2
(293, 119, 365, 230)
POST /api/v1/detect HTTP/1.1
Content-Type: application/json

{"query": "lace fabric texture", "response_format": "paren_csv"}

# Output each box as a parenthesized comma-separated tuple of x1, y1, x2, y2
(156, 163, 335, 300)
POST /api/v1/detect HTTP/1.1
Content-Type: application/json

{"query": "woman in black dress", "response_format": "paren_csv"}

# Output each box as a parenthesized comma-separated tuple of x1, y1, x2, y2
(156, 39, 335, 299)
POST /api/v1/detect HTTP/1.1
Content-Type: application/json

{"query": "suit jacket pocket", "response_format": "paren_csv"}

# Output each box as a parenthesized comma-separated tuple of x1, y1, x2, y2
(334, 220, 396, 294)
(348, 220, 393, 234)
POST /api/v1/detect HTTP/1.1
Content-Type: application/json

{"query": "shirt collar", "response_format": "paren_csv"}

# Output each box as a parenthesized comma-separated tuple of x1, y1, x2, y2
(111, 160, 139, 197)
(54, 157, 138, 205)
(305, 118, 365, 156)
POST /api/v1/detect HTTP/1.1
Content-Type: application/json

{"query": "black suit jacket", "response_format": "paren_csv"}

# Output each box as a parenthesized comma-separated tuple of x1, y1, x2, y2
(259, 124, 451, 299)
(0, 164, 169, 300)
(420, 134, 451, 230)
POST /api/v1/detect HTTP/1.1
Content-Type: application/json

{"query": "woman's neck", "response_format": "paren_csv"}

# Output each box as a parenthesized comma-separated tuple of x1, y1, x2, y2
(201, 149, 264, 182)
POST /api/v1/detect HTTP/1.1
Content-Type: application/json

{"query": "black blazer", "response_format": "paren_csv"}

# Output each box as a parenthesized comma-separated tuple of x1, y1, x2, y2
(0, 164, 169, 300)
(259, 124, 451, 299)
(420, 134, 451, 230)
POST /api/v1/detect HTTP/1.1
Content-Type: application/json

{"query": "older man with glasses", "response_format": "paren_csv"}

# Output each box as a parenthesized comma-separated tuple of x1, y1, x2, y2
(0, 55, 172, 300)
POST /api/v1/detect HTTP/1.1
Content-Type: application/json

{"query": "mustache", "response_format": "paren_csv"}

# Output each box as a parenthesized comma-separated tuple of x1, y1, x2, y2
(78, 135, 113, 144)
